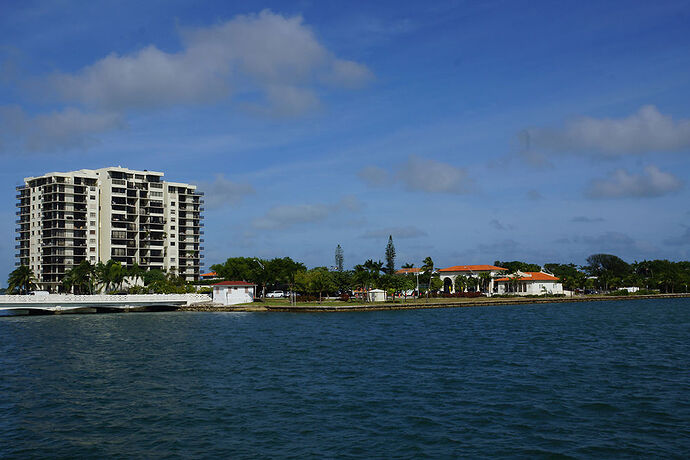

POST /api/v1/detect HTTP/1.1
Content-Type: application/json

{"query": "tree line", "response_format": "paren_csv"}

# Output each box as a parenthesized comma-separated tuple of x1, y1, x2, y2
(497, 254, 690, 293)
(7, 235, 690, 297)
(6, 260, 200, 295)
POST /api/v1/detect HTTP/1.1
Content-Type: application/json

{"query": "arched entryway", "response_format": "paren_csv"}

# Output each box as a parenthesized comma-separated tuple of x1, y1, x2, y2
(443, 277, 453, 293)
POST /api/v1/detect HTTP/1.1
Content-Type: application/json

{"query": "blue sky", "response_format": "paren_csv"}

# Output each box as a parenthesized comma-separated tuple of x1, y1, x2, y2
(2, 0, 690, 278)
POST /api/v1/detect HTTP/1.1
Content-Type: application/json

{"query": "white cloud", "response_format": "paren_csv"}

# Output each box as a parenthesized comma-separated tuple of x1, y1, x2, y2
(357, 165, 389, 187)
(200, 174, 255, 209)
(46, 10, 372, 116)
(398, 155, 472, 194)
(358, 156, 472, 194)
(359, 226, 428, 239)
(252, 195, 361, 230)
(0, 105, 124, 152)
(521, 105, 690, 159)
(586, 165, 682, 198)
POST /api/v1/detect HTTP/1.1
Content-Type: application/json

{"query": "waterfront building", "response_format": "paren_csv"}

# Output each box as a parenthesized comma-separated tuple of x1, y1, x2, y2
(212, 281, 256, 305)
(437, 265, 508, 294)
(494, 271, 563, 295)
(15, 166, 204, 292)
(200, 271, 220, 281)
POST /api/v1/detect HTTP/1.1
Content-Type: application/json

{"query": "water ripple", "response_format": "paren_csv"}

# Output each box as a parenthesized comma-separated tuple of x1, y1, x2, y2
(1, 299, 689, 458)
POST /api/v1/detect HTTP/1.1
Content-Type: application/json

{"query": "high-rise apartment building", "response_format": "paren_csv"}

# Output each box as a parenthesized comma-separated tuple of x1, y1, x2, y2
(15, 167, 204, 292)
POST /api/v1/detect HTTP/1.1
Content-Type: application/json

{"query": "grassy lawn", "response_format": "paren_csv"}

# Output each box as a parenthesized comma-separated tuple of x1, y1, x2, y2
(240, 296, 560, 307)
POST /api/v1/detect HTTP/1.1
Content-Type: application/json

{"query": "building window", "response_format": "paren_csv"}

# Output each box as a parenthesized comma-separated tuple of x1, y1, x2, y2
(90, 256, 96, 262)
(171, 242, 175, 246)
(171, 226, 175, 230)
(90, 195, 96, 200)
(90, 212, 96, 218)
(90, 230, 96, 235)
(90, 221, 96, 226)
(171, 202, 175, 206)
(89, 239, 96, 244)
(171, 258, 175, 262)
(90, 247, 96, 252)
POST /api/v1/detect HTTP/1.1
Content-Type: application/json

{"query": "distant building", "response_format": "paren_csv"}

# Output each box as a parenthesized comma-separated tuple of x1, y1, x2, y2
(437, 265, 508, 294)
(16, 166, 204, 291)
(494, 272, 563, 295)
(212, 281, 256, 305)
(395, 267, 422, 275)
(200, 271, 220, 281)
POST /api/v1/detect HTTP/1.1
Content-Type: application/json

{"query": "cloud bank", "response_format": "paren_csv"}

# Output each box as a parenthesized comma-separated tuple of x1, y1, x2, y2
(252, 195, 361, 230)
(521, 105, 690, 161)
(49, 10, 372, 114)
(358, 155, 473, 194)
(8, 10, 373, 152)
(586, 165, 682, 198)
(200, 174, 255, 209)
(0, 106, 124, 152)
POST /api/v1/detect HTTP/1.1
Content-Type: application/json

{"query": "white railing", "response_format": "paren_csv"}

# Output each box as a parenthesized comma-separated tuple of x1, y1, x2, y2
(0, 293, 211, 306)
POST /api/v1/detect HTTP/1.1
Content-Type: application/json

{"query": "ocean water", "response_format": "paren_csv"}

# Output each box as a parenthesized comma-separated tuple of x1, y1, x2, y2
(1, 298, 688, 458)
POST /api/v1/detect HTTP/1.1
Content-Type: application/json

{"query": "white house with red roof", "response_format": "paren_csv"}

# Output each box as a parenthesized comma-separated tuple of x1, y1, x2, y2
(437, 265, 508, 294)
(212, 281, 257, 305)
(494, 271, 563, 295)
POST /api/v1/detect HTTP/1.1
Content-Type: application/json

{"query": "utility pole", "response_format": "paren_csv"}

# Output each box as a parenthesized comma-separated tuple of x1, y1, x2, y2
(254, 258, 265, 299)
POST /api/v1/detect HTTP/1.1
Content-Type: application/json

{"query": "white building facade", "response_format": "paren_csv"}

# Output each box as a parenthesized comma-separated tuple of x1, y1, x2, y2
(16, 167, 204, 291)
(494, 272, 563, 295)
(437, 265, 509, 294)
(212, 281, 256, 305)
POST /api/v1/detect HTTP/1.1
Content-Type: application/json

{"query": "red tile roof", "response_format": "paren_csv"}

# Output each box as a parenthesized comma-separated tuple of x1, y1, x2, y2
(212, 281, 256, 287)
(396, 267, 421, 274)
(495, 272, 560, 282)
(438, 265, 507, 272)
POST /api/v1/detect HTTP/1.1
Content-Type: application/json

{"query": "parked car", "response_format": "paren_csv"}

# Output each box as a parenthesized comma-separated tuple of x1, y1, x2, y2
(266, 290, 285, 298)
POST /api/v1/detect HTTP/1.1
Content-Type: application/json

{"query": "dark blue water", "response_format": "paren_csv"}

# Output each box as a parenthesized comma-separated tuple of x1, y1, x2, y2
(1, 299, 689, 458)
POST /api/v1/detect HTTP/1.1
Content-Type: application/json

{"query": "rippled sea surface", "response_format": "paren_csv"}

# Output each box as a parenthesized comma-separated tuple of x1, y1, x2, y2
(1, 299, 689, 458)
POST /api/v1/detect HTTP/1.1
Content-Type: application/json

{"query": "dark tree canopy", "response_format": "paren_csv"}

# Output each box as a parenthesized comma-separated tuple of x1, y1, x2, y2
(385, 235, 396, 275)
(584, 254, 631, 277)
(493, 260, 541, 273)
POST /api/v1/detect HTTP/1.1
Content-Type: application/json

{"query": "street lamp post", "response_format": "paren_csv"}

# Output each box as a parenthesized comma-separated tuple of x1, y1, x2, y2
(254, 258, 265, 299)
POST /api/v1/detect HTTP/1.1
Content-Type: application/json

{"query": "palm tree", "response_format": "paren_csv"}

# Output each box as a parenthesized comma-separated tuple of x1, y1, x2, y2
(7, 265, 37, 295)
(422, 256, 434, 298)
(478, 272, 492, 294)
(128, 262, 144, 291)
(454, 275, 468, 293)
(94, 261, 108, 293)
(108, 261, 125, 292)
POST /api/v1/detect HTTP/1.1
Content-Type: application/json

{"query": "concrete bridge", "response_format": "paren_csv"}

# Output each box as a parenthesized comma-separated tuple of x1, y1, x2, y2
(0, 293, 212, 315)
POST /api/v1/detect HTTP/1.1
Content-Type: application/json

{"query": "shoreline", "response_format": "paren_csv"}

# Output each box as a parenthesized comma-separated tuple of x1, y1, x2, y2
(182, 293, 690, 313)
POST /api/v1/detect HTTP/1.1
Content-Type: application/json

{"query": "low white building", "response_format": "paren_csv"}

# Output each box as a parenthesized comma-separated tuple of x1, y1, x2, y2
(367, 289, 387, 302)
(437, 265, 508, 294)
(212, 281, 256, 305)
(494, 272, 563, 295)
